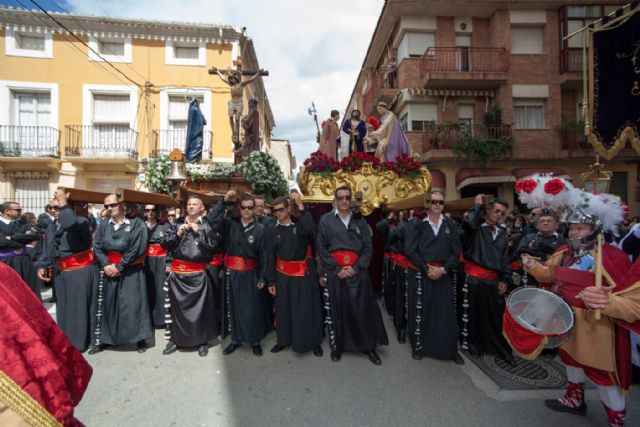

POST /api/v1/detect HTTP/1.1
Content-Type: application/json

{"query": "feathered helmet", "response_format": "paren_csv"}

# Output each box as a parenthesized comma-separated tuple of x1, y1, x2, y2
(515, 173, 626, 255)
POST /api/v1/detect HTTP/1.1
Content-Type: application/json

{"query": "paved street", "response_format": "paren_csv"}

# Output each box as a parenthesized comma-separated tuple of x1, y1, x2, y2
(63, 298, 639, 427)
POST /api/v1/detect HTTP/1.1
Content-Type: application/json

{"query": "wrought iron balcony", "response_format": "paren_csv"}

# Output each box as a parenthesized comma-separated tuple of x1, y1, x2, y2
(64, 125, 138, 158)
(151, 129, 213, 159)
(0, 125, 60, 157)
(560, 48, 583, 73)
(421, 47, 508, 74)
(421, 122, 513, 150)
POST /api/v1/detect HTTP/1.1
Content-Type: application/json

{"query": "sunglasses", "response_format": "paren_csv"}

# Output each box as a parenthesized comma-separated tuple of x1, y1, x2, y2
(144, 209, 155, 212)
(168, 214, 176, 217)
(272, 207, 286, 214)
(336, 196, 351, 201)
(104, 203, 119, 209)
(50, 206, 60, 211)
(429, 200, 444, 206)
(240, 205, 254, 211)
(12, 208, 22, 212)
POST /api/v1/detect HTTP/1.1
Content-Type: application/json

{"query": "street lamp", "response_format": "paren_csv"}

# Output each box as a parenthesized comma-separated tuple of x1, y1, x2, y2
(581, 155, 612, 194)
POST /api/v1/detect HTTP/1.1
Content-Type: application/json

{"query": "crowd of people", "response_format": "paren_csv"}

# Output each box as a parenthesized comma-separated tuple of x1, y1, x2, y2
(1, 183, 639, 427)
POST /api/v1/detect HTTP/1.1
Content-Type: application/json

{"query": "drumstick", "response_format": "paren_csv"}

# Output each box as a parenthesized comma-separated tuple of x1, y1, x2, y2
(594, 232, 603, 320)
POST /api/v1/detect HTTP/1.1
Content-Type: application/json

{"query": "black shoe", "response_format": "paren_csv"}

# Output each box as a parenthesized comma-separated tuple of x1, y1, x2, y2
(331, 350, 341, 362)
(467, 346, 480, 358)
(88, 345, 103, 355)
(270, 344, 286, 353)
(452, 353, 465, 365)
(223, 343, 241, 355)
(503, 355, 518, 368)
(313, 346, 323, 357)
(412, 351, 423, 360)
(252, 345, 263, 357)
(198, 344, 208, 357)
(162, 342, 177, 355)
(397, 330, 406, 344)
(544, 399, 587, 416)
(365, 350, 382, 366)
(136, 340, 147, 354)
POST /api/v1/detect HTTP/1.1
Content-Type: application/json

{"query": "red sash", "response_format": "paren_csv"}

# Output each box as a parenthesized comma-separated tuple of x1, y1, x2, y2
(56, 249, 94, 272)
(464, 260, 499, 280)
(106, 250, 144, 266)
(209, 253, 224, 266)
(224, 255, 258, 271)
(331, 250, 359, 267)
(145, 243, 167, 257)
(276, 258, 308, 276)
(171, 259, 207, 273)
(510, 260, 521, 270)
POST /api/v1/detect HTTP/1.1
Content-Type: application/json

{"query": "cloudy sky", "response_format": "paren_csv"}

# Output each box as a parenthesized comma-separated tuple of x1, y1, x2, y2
(2, 0, 382, 168)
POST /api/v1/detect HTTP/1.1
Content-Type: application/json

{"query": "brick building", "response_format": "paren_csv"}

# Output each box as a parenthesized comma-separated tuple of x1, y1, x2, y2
(346, 0, 638, 213)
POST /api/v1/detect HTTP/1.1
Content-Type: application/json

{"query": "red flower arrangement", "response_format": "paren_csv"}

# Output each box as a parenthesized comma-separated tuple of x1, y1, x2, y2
(340, 152, 381, 172)
(515, 178, 537, 194)
(387, 155, 422, 178)
(544, 178, 565, 195)
(303, 151, 339, 176)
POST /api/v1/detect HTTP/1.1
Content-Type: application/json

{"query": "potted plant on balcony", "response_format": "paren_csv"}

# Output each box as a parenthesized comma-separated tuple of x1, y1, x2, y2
(558, 116, 586, 148)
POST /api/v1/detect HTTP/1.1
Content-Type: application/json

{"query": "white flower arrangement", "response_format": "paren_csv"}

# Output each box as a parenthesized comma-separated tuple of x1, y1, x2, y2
(146, 155, 172, 194)
(187, 163, 237, 180)
(237, 151, 288, 197)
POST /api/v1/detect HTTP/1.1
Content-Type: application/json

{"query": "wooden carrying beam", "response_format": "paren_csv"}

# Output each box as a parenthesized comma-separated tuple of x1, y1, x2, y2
(176, 187, 220, 206)
(116, 188, 180, 207)
(60, 187, 110, 204)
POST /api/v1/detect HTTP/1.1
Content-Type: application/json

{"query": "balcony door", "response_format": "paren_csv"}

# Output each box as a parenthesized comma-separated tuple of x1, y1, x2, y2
(11, 92, 52, 156)
(160, 95, 205, 156)
(455, 35, 471, 71)
(90, 94, 131, 157)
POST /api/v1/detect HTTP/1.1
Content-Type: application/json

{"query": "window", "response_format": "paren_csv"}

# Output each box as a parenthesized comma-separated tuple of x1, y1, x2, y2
(511, 27, 544, 54)
(159, 90, 211, 159)
(5, 28, 53, 58)
(88, 35, 132, 63)
(397, 32, 435, 60)
(404, 104, 437, 131)
(165, 40, 206, 66)
(14, 179, 49, 214)
(514, 100, 545, 129)
(458, 104, 475, 136)
(90, 94, 132, 157)
(399, 114, 408, 132)
(610, 172, 627, 203)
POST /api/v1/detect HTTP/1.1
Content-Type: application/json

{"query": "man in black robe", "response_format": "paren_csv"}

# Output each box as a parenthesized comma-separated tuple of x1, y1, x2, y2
(36, 189, 98, 352)
(404, 192, 463, 364)
(90, 194, 152, 354)
(144, 204, 169, 328)
(376, 211, 397, 317)
(317, 186, 388, 365)
(0, 201, 40, 299)
(162, 197, 221, 357)
(209, 191, 270, 356)
(266, 194, 323, 356)
(461, 194, 515, 366)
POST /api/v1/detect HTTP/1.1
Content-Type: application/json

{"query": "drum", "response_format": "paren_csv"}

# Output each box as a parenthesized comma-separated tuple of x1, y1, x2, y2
(502, 287, 574, 360)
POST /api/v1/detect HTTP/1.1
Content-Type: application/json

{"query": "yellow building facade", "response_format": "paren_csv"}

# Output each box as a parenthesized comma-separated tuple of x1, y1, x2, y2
(0, 7, 274, 213)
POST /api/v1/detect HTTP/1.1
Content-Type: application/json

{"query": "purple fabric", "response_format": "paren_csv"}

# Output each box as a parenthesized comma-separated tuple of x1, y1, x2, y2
(0, 249, 26, 258)
(384, 117, 411, 162)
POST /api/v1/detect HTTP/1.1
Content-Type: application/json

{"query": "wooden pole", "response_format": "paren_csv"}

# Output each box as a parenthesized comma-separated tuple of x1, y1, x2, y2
(594, 232, 603, 320)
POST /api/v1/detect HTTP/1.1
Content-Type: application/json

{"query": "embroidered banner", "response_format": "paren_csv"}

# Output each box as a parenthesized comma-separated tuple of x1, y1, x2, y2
(588, 8, 640, 159)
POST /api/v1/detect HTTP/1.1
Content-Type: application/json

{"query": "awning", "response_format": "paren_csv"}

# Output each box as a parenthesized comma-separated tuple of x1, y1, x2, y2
(408, 88, 496, 97)
(511, 168, 568, 179)
(430, 169, 446, 189)
(455, 168, 515, 190)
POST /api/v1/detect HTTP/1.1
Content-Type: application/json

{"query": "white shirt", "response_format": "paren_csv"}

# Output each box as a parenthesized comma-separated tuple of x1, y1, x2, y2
(0, 216, 12, 225)
(482, 222, 502, 241)
(109, 216, 130, 231)
(424, 214, 444, 235)
(277, 220, 294, 227)
(334, 210, 352, 229)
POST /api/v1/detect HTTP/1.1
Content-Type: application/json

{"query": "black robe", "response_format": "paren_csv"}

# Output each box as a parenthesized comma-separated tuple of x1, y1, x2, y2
(512, 231, 566, 287)
(317, 211, 388, 354)
(0, 219, 40, 299)
(93, 217, 152, 346)
(375, 218, 397, 316)
(209, 202, 271, 345)
(266, 211, 323, 353)
(389, 221, 409, 334)
(163, 218, 220, 347)
(145, 222, 169, 327)
(206, 247, 225, 331)
(461, 205, 511, 358)
(405, 215, 461, 358)
(36, 206, 98, 351)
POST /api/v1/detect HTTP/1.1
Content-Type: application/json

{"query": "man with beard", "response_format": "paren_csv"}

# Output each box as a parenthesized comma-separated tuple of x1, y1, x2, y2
(144, 204, 169, 328)
(90, 194, 152, 354)
(266, 193, 323, 356)
(0, 201, 40, 299)
(317, 186, 388, 365)
(461, 194, 515, 366)
(162, 197, 221, 357)
(209, 191, 270, 356)
(36, 189, 98, 352)
(404, 192, 463, 364)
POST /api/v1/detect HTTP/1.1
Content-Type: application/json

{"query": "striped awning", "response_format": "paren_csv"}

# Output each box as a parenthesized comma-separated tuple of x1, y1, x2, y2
(408, 88, 495, 97)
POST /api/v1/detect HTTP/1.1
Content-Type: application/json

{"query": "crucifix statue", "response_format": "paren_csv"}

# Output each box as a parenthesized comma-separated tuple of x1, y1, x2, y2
(209, 58, 268, 162)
